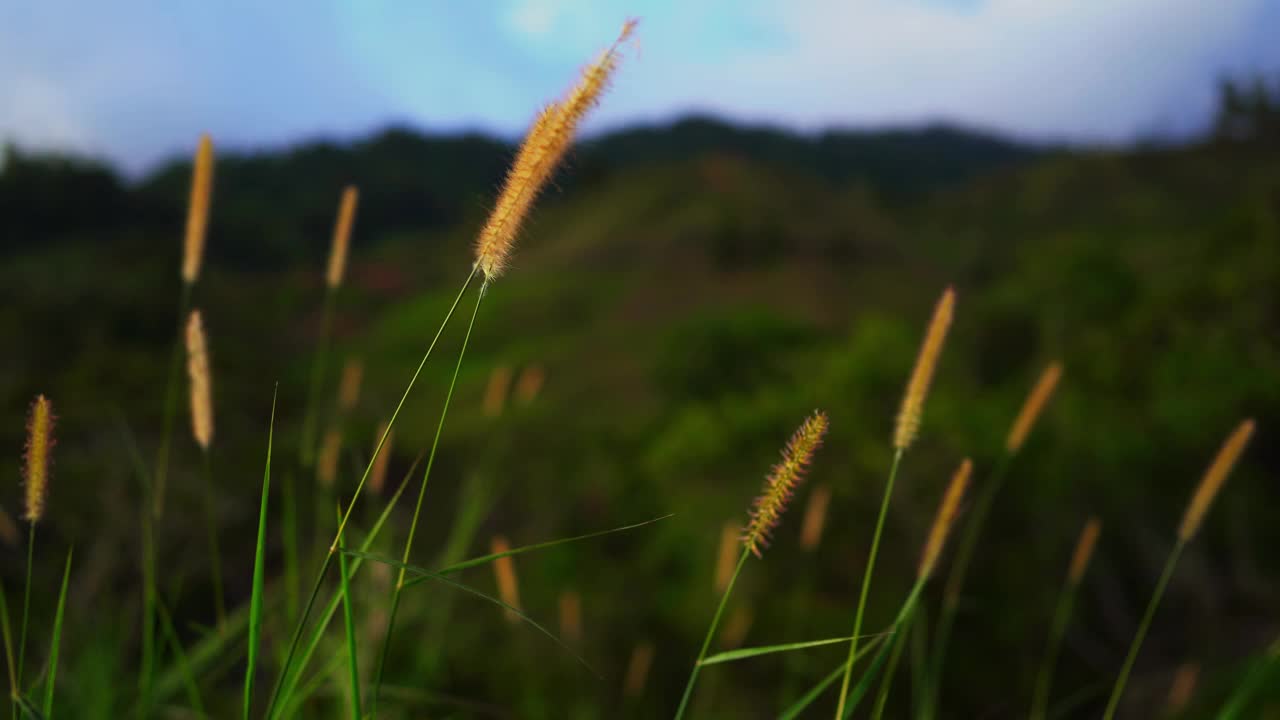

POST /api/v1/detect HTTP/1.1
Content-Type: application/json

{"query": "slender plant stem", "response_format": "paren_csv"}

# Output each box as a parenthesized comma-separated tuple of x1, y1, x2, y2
(42, 547, 73, 719)
(265, 269, 476, 719)
(871, 609, 913, 720)
(835, 448, 904, 718)
(16, 524, 33, 696)
(925, 455, 1011, 717)
(1101, 541, 1185, 720)
(674, 547, 750, 720)
(200, 450, 226, 627)
(154, 282, 193, 517)
(1, 581, 19, 710)
(336, 506, 362, 720)
(1030, 576, 1080, 720)
(371, 283, 486, 716)
(300, 288, 337, 468)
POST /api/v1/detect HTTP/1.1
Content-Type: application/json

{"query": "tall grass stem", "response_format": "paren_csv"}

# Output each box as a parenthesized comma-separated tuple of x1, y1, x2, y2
(1101, 541, 1184, 720)
(674, 547, 750, 720)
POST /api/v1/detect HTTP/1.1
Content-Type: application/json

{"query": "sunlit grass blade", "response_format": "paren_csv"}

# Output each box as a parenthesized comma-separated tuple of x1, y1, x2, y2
(370, 515, 673, 589)
(243, 388, 277, 720)
(335, 506, 361, 720)
(155, 602, 205, 718)
(341, 553, 598, 676)
(701, 632, 887, 667)
(39, 548, 72, 718)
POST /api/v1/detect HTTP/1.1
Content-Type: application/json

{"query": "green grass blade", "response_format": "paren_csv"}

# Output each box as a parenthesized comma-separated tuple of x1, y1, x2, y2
(13, 695, 44, 720)
(335, 506, 362, 720)
(1, 580, 19, 708)
(341, 553, 597, 676)
(371, 514, 672, 589)
(1220, 636, 1280, 719)
(243, 387, 278, 720)
(700, 633, 888, 667)
(17, 525, 34, 703)
(155, 602, 205, 718)
(39, 549, 72, 718)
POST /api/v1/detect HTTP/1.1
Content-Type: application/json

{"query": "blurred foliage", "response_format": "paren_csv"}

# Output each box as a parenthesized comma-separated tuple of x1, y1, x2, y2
(2, 76, 1280, 718)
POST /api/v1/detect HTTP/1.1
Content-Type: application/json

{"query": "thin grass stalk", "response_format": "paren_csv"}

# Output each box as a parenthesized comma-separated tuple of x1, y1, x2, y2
(371, 286, 486, 714)
(154, 273, 194, 518)
(870, 610, 913, 720)
(300, 289, 337, 468)
(1030, 517, 1100, 720)
(41, 548, 72, 718)
(243, 391, 277, 720)
(835, 448, 903, 717)
(1101, 542, 1183, 720)
(200, 451, 226, 627)
(138, 450, 159, 719)
(335, 506, 362, 720)
(15, 526, 32, 700)
(155, 602, 205, 718)
(674, 547, 749, 720)
(0, 583, 18, 715)
(266, 270, 475, 718)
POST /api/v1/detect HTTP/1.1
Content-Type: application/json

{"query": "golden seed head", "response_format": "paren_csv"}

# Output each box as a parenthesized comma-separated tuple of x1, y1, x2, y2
(483, 365, 513, 418)
(317, 427, 342, 489)
(337, 357, 364, 412)
(1178, 419, 1254, 541)
(743, 411, 829, 558)
(1005, 362, 1064, 453)
(514, 364, 546, 405)
(23, 395, 55, 524)
(624, 641, 655, 698)
(181, 134, 214, 284)
(474, 21, 635, 281)
(918, 458, 972, 580)
(559, 590, 583, 646)
(369, 420, 393, 496)
(714, 521, 739, 592)
(894, 287, 955, 450)
(1067, 516, 1102, 584)
(798, 483, 832, 552)
(185, 311, 214, 450)
(491, 535, 522, 623)
(326, 185, 359, 289)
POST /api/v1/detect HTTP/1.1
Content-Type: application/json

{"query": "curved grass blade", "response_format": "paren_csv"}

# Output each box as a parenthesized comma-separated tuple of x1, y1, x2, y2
(342, 553, 597, 677)
(243, 388, 277, 720)
(701, 633, 887, 667)
(155, 602, 205, 718)
(779, 625, 899, 720)
(13, 695, 43, 720)
(40, 549, 72, 718)
(335, 506, 361, 720)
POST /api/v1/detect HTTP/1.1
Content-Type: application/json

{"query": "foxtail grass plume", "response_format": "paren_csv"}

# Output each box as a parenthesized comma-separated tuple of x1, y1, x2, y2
(369, 420, 394, 495)
(23, 395, 54, 523)
(1178, 419, 1254, 541)
(473, 20, 636, 281)
(714, 521, 739, 592)
(624, 642, 655, 698)
(483, 365, 513, 417)
(1165, 661, 1199, 714)
(559, 590, 583, 646)
(181, 134, 214, 284)
(895, 287, 955, 450)
(918, 458, 972, 579)
(1067, 516, 1102, 585)
(326, 185, 359, 289)
(491, 535, 522, 622)
(317, 427, 342, 489)
(742, 411, 829, 558)
(185, 311, 214, 450)
(337, 357, 364, 413)
(799, 483, 832, 552)
(1006, 362, 1064, 453)
(514, 364, 546, 405)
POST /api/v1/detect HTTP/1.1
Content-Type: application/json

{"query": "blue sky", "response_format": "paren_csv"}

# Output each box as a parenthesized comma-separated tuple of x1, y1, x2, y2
(2, 0, 1278, 175)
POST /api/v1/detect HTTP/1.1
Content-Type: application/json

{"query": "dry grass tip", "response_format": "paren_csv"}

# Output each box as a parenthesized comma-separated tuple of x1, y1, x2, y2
(23, 394, 55, 523)
(1178, 419, 1254, 541)
(185, 311, 214, 450)
(473, 20, 636, 281)
(326, 185, 359, 289)
(894, 286, 955, 450)
(918, 458, 972, 579)
(181, 134, 214, 284)
(742, 411, 829, 558)
(1006, 362, 1064, 453)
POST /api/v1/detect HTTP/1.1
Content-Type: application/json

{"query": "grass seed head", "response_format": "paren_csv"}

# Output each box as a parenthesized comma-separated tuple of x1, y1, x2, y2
(742, 411, 829, 558)
(895, 286, 955, 450)
(23, 394, 55, 523)
(491, 536, 522, 622)
(1068, 516, 1102, 584)
(181, 134, 214, 284)
(326, 185, 359, 289)
(185, 311, 214, 450)
(473, 20, 636, 281)
(1178, 419, 1254, 541)
(1006, 362, 1063, 453)
(918, 458, 972, 580)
